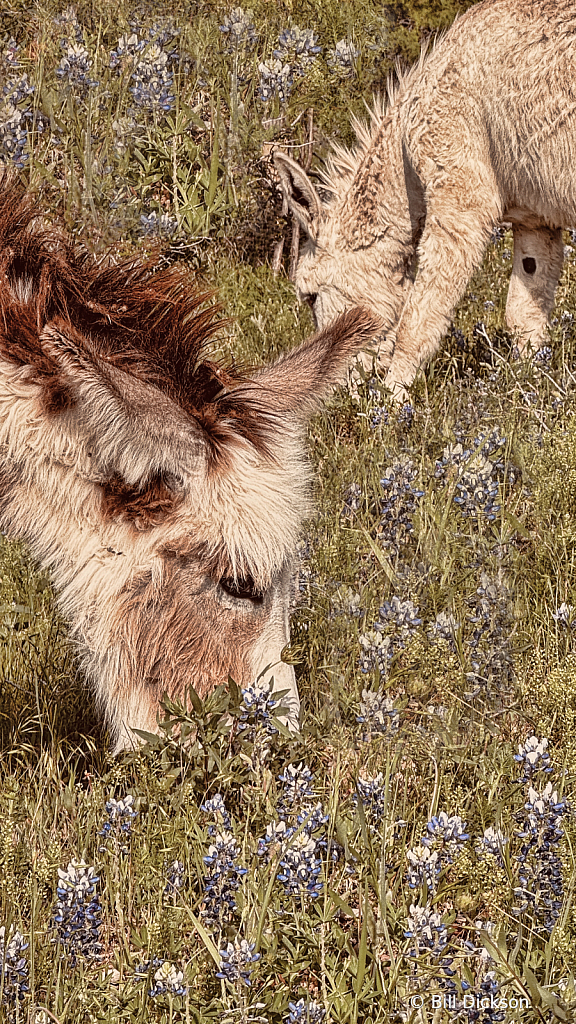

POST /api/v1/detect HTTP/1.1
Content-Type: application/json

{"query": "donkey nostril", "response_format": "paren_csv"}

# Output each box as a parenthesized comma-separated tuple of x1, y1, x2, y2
(522, 257, 537, 275)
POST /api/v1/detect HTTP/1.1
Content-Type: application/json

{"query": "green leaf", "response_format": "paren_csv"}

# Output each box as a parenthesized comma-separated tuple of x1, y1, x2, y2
(327, 888, 357, 920)
(353, 882, 369, 995)
(187, 685, 204, 716)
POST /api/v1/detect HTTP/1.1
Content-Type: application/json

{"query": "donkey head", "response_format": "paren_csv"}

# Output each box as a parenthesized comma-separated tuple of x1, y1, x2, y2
(0, 172, 381, 750)
(274, 150, 415, 364)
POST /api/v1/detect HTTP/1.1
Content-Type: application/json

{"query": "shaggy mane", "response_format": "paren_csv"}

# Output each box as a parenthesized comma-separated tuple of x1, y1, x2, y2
(320, 40, 436, 196)
(0, 171, 277, 460)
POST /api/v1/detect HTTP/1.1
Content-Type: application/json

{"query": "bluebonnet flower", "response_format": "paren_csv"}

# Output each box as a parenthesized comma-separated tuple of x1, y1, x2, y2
(1, 72, 33, 105)
(135, 958, 187, 997)
(341, 481, 362, 518)
(217, 938, 260, 986)
(274, 26, 321, 76)
(200, 830, 247, 930)
(513, 782, 567, 933)
(219, 7, 258, 50)
(0, 70, 47, 169)
(484, 300, 495, 311)
(164, 859, 185, 900)
(404, 906, 468, 1015)
(377, 596, 422, 632)
(286, 998, 326, 1022)
(99, 793, 137, 852)
(277, 763, 328, 835)
(552, 602, 576, 628)
(378, 461, 424, 548)
(533, 345, 552, 366)
(353, 772, 387, 830)
(453, 458, 500, 520)
(502, 248, 511, 260)
(358, 629, 390, 675)
(397, 402, 414, 427)
(404, 903, 448, 955)
(149, 961, 187, 997)
(143, 18, 180, 48)
(201, 792, 232, 832)
(435, 429, 512, 521)
(296, 801, 329, 835)
(464, 970, 507, 1023)
(514, 735, 551, 782)
(277, 832, 324, 898)
(491, 225, 506, 242)
(466, 571, 514, 698)
(356, 688, 399, 738)
(370, 405, 388, 428)
(238, 676, 282, 735)
(109, 32, 147, 69)
(0, 104, 28, 168)
(56, 41, 99, 90)
(0, 926, 29, 1008)
(258, 810, 329, 873)
(131, 44, 175, 112)
(257, 818, 289, 858)
(53, 6, 84, 39)
(330, 585, 363, 619)
(258, 59, 294, 103)
(429, 611, 459, 643)
(52, 860, 102, 965)
(258, 764, 330, 896)
(259, 23, 321, 102)
(110, 33, 175, 113)
(360, 596, 421, 674)
(278, 762, 316, 810)
(421, 812, 470, 863)
(2, 38, 21, 69)
(327, 39, 359, 77)
(139, 210, 179, 238)
(406, 846, 441, 891)
(477, 827, 508, 865)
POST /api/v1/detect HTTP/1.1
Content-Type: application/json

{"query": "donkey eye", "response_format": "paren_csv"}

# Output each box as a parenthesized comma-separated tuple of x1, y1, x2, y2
(304, 293, 318, 309)
(220, 575, 264, 603)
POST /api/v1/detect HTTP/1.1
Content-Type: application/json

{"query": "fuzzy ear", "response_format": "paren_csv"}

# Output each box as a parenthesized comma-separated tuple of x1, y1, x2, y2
(39, 321, 207, 490)
(215, 307, 383, 433)
(273, 150, 323, 237)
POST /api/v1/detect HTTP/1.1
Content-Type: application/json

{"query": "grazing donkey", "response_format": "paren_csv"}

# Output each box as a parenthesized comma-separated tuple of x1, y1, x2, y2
(0, 173, 379, 750)
(275, 0, 576, 400)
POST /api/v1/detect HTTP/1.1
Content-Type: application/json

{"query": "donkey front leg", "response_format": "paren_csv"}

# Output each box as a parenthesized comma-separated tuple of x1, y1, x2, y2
(505, 224, 563, 355)
(383, 186, 499, 400)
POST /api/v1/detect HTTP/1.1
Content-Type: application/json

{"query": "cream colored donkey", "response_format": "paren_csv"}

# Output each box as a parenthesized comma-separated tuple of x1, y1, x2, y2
(275, 0, 576, 400)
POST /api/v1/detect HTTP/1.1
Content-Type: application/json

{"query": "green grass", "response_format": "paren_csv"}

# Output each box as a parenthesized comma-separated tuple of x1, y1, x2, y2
(1, 1, 576, 1021)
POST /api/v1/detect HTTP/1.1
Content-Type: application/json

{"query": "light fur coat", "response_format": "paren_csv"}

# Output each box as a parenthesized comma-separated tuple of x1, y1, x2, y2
(275, 0, 576, 399)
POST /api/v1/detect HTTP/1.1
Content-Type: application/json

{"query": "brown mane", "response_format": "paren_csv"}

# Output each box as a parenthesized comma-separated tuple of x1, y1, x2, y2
(0, 170, 278, 462)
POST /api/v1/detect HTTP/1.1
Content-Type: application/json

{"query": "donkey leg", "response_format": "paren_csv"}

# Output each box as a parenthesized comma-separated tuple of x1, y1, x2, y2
(383, 184, 499, 399)
(505, 225, 564, 355)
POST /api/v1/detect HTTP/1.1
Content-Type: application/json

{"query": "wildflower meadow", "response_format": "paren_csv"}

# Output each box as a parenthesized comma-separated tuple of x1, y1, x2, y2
(2, 0, 576, 1021)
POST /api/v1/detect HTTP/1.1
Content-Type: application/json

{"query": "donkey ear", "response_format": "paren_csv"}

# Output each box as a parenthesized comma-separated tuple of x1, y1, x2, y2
(273, 150, 323, 237)
(219, 308, 384, 429)
(39, 321, 205, 488)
